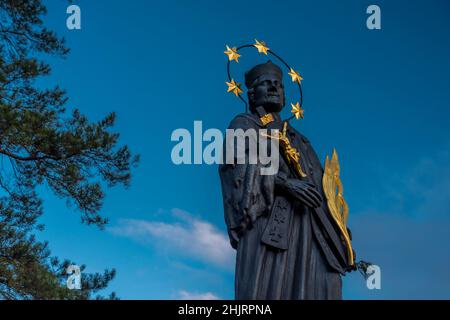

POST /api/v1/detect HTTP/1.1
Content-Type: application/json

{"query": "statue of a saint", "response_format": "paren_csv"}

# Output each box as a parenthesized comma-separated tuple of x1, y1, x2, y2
(219, 61, 354, 300)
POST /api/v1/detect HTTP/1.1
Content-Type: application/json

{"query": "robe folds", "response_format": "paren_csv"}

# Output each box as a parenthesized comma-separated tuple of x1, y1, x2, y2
(219, 113, 351, 300)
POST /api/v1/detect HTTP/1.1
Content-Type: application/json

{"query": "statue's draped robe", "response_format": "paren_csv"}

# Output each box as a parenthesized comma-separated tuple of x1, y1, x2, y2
(219, 113, 350, 300)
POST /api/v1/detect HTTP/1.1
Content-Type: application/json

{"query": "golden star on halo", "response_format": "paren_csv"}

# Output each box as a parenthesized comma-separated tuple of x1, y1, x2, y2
(291, 102, 304, 120)
(224, 45, 241, 62)
(226, 79, 243, 96)
(288, 68, 303, 84)
(253, 39, 269, 55)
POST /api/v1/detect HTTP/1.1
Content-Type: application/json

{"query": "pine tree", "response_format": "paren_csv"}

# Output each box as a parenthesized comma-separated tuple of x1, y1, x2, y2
(0, 0, 138, 299)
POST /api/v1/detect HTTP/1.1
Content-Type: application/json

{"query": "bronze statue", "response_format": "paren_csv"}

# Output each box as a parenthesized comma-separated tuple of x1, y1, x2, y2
(219, 61, 355, 300)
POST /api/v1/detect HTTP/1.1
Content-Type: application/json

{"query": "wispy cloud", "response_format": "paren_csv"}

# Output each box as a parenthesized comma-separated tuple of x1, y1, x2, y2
(177, 290, 220, 300)
(345, 150, 450, 299)
(381, 148, 450, 219)
(107, 208, 235, 270)
(346, 211, 450, 299)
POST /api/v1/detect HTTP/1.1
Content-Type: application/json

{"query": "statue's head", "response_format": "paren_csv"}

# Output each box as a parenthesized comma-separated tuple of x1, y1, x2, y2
(245, 60, 285, 114)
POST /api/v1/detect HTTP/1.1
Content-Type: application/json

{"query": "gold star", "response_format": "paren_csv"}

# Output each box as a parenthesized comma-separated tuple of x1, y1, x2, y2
(253, 39, 269, 55)
(224, 45, 241, 62)
(226, 79, 243, 96)
(291, 102, 304, 120)
(288, 68, 303, 84)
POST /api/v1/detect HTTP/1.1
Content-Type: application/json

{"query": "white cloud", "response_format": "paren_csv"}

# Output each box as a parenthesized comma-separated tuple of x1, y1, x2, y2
(107, 209, 235, 270)
(177, 290, 220, 300)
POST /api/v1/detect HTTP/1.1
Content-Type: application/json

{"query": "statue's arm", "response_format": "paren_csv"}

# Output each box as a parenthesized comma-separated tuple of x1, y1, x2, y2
(219, 115, 275, 248)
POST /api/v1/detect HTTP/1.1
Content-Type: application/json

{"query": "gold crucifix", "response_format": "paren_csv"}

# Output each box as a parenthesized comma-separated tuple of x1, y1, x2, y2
(261, 122, 307, 178)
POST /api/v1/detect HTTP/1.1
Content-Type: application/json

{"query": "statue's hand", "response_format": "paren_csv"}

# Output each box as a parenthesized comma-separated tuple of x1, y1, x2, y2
(287, 179, 322, 208)
(276, 172, 322, 208)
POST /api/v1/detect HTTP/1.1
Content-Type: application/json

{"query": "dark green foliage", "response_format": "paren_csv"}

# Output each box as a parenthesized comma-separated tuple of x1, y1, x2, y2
(0, 0, 138, 299)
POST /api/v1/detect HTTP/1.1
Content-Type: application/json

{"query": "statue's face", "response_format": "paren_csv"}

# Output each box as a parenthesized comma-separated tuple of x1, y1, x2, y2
(250, 74, 285, 113)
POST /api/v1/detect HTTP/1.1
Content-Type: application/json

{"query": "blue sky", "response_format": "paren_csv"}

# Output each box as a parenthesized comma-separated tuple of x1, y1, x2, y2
(36, 0, 450, 299)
